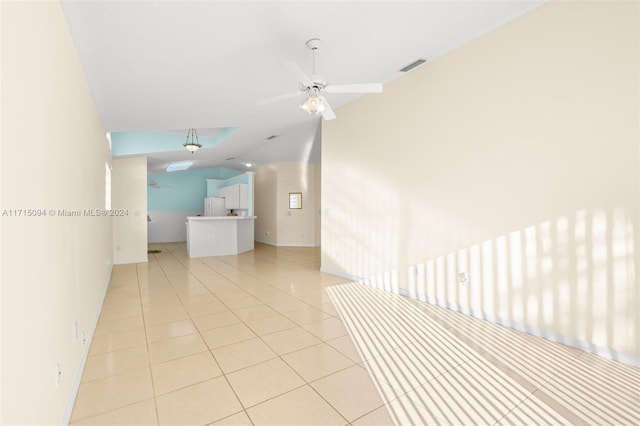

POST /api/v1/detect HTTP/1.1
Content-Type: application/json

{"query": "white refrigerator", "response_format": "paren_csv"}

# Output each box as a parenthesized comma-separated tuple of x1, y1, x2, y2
(204, 197, 227, 216)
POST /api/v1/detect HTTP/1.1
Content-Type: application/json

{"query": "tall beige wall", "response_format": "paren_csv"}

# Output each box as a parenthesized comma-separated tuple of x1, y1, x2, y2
(1, 1, 113, 424)
(112, 157, 148, 264)
(255, 164, 278, 245)
(322, 1, 639, 361)
(255, 162, 321, 247)
(276, 162, 320, 247)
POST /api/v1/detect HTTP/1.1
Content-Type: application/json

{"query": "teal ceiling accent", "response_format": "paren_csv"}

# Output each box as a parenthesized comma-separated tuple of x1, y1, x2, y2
(111, 128, 237, 157)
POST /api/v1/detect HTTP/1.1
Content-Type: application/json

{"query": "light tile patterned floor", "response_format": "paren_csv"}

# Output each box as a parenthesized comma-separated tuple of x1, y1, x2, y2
(70, 243, 640, 425)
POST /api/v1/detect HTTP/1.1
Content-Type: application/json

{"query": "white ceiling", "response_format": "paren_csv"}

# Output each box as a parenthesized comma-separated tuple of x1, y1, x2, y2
(61, 0, 545, 174)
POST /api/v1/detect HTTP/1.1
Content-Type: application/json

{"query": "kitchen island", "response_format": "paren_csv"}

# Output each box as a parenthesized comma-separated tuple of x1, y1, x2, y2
(186, 216, 256, 258)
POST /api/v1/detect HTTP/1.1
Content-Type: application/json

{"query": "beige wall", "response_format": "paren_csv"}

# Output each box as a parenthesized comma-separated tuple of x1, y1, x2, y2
(255, 164, 278, 245)
(112, 157, 148, 264)
(1, 1, 113, 424)
(276, 162, 320, 247)
(255, 162, 321, 247)
(322, 1, 640, 361)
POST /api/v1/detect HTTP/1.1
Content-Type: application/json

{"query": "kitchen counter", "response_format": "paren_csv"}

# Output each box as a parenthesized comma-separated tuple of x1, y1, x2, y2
(187, 216, 255, 220)
(186, 216, 256, 258)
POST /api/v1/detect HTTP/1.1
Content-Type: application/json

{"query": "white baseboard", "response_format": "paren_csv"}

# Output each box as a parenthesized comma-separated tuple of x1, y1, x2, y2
(321, 266, 640, 369)
(113, 257, 148, 265)
(256, 240, 320, 248)
(319, 267, 363, 283)
(398, 288, 640, 369)
(61, 262, 113, 425)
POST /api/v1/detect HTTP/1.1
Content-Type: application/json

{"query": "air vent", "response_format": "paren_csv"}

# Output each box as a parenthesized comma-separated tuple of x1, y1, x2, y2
(400, 59, 427, 73)
(266, 135, 277, 140)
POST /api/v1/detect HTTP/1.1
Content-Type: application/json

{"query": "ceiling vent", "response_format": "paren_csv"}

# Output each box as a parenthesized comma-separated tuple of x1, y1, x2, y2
(400, 59, 427, 73)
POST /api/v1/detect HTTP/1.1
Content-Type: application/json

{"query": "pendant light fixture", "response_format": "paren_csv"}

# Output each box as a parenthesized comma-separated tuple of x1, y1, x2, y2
(183, 128, 202, 153)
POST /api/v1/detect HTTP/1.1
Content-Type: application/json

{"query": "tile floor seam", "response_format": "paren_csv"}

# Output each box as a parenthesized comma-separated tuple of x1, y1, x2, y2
(529, 352, 637, 426)
(382, 341, 527, 423)
(195, 335, 245, 425)
(155, 246, 309, 348)
(203, 410, 252, 426)
(151, 361, 223, 395)
(304, 383, 352, 425)
(205, 332, 258, 351)
(139, 256, 164, 426)
(90, 243, 640, 426)
(209, 331, 322, 382)
(237, 383, 309, 411)
(327, 285, 531, 425)
(68, 397, 158, 425)
(217, 363, 253, 416)
(198, 270, 361, 421)
(152, 247, 355, 395)
(173, 246, 333, 423)
(79, 363, 151, 385)
(480, 337, 588, 426)
(200, 317, 286, 423)
(309, 367, 393, 422)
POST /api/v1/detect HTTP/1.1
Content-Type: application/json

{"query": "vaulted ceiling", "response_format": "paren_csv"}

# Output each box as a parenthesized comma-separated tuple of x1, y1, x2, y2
(61, 1, 545, 174)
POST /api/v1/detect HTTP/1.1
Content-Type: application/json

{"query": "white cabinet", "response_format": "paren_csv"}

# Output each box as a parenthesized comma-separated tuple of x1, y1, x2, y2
(239, 184, 248, 209)
(219, 185, 237, 209)
(204, 197, 226, 216)
(220, 184, 248, 210)
(186, 217, 255, 258)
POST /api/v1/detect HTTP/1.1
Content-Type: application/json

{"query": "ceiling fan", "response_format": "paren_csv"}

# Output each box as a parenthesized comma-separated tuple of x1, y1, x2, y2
(258, 38, 383, 120)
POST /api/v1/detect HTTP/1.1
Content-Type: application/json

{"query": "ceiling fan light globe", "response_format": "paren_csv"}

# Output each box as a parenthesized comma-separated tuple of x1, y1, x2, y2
(301, 95, 325, 114)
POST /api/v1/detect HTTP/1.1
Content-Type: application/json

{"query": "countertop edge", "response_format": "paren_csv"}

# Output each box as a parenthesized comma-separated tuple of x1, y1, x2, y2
(186, 216, 257, 220)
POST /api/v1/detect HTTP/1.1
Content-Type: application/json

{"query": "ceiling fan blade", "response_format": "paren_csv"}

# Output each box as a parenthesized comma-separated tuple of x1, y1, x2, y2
(319, 96, 336, 120)
(325, 83, 383, 94)
(283, 60, 313, 87)
(257, 91, 303, 106)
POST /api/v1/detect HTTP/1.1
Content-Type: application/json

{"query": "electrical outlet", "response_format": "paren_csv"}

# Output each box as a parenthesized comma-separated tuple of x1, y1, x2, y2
(458, 272, 469, 286)
(55, 363, 62, 386)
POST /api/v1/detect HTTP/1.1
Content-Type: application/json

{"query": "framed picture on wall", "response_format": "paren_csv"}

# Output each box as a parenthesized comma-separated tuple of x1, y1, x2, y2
(289, 192, 302, 209)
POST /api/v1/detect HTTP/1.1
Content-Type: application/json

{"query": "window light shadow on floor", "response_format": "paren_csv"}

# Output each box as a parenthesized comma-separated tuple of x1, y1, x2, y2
(327, 281, 640, 425)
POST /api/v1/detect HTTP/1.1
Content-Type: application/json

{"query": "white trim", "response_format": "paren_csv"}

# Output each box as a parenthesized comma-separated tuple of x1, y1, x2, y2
(319, 267, 363, 283)
(400, 289, 640, 369)
(60, 263, 113, 425)
(256, 240, 320, 248)
(321, 266, 640, 369)
(113, 257, 148, 265)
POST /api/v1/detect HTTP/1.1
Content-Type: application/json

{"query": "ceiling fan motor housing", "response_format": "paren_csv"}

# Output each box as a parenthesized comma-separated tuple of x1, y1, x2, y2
(306, 38, 321, 50)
